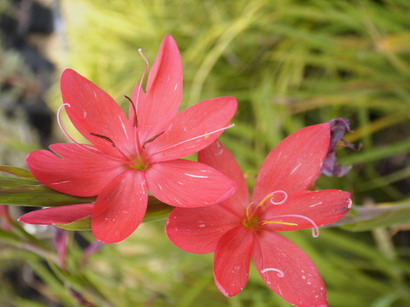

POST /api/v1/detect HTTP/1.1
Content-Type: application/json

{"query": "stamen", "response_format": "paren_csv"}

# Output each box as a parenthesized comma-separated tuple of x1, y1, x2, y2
(270, 190, 288, 205)
(142, 131, 165, 148)
(56, 104, 126, 162)
(124, 95, 138, 127)
(262, 221, 298, 226)
(56, 104, 100, 154)
(150, 124, 235, 157)
(89, 132, 116, 147)
(89, 132, 131, 161)
(264, 214, 320, 238)
(258, 190, 288, 207)
(57, 104, 79, 144)
(261, 268, 285, 277)
(135, 48, 149, 111)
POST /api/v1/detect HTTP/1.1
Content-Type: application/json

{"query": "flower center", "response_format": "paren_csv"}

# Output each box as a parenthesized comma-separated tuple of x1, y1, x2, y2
(129, 156, 149, 170)
(243, 215, 260, 230)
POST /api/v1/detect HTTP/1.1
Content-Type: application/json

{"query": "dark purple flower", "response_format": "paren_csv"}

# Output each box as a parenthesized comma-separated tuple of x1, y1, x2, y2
(321, 118, 356, 177)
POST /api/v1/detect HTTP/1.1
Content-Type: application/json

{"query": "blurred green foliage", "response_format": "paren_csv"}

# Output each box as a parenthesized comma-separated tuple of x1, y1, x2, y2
(1, 0, 410, 306)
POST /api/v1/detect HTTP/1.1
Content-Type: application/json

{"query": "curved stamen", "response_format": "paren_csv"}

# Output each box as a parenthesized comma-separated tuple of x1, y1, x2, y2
(124, 95, 138, 127)
(89, 133, 116, 147)
(142, 131, 165, 148)
(56, 104, 100, 154)
(148, 124, 235, 158)
(56, 104, 125, 162)
(57, 104, 81, 145)
(270, 190, 288, 205)
(262, 214, 320, 238)
(260, 268, 285, 277)
(89, 132, 131, 162)
(258, 190, 288, 207)
(135, 48, 149, 112)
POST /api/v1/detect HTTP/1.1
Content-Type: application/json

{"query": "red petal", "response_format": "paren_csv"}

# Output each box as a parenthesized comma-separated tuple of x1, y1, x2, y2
(214, 226, 254, 297)
(92, 171, 147, 243)
(253, 231, 327, 307)
(145, 160, 237, 208)
(199, 140, 250, 215)
(260, 190, 352, 231)
(19, 204, 93, 225)
(131, 35, 183, 144)
(26, 143, 124, 197)
(166, 205, 241, 254)
(61, 69, 135, 157)
(146, 97, 237, 162)
(253, 124, 330, 203)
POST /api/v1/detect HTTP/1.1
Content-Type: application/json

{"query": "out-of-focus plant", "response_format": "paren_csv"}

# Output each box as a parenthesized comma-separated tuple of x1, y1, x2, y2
(0, 0, 409, 306)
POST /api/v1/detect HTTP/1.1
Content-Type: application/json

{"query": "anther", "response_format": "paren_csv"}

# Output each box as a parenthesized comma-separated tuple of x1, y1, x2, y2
(142, 131, 165, 148)
(124, 95, 138, 127)
(89, 132, 116, 147)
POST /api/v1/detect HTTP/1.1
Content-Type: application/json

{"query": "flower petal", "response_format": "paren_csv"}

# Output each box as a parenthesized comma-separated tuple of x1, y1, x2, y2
(26, 143, 124, 197)
(131, 35, 183, 144)
(253, 124, 330, 203)
(253, 231, 327, 307)
(166, 205, 241, 254)
(214, 226, 254, 297)
(61, 69, 135, 157)
(260, 190, 352, 232)
(146, 97, 237, 162)
(146, 159, 237, 208)
(19, 204, 93, 225)
(92, 171, 147, 243)
(199, 140, 250, 214)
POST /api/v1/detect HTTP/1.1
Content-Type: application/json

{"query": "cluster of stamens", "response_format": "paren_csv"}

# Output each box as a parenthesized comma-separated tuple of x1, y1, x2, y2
(243, 190, 320, 238)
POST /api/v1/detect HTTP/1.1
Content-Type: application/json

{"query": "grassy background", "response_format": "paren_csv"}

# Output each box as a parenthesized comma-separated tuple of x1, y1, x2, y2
(1, 0, 410, 306)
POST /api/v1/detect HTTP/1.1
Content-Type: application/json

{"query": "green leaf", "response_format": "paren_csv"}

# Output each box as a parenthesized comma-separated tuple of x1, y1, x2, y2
(0, 185, 95, 207)
(0, 176, 40, 188)
(330, 203, 410, 232)
(54, 197, 173, 231)
(0, 165, 35, 178)
(56, 217, 91, 231)
(144, 197, 173, 223)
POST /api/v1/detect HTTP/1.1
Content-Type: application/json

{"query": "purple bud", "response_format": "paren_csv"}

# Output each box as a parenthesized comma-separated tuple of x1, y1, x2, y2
(321, 118, 356, 177)
(328, 118, 352, 149)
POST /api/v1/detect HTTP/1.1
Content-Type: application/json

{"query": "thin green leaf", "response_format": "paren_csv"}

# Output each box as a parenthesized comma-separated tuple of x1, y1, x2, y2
(0, 185, 95, 207)
(0, 165, 35, 178)
(331, 204, 410, 231)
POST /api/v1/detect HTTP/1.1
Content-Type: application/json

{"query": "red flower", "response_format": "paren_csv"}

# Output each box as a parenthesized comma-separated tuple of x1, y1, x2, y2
(24, 35, 238, 243)
(166, 124, 352, 307)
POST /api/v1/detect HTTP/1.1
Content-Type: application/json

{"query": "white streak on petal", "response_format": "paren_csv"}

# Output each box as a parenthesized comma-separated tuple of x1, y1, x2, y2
(309, 202, 323, 208)
(119, 115, 129, 140)
(51, 180, 71, 185)
(183, 173, 208, 179)
(290, 162, 302, 175)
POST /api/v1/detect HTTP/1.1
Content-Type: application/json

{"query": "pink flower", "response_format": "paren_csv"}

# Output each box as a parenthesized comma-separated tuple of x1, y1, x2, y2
(166, 124, 352, 307)
(24, 35, 238, 243)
